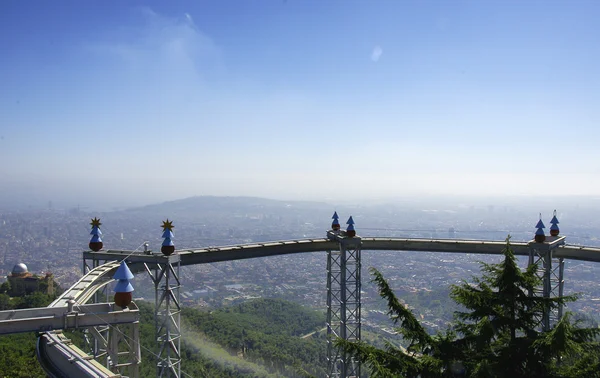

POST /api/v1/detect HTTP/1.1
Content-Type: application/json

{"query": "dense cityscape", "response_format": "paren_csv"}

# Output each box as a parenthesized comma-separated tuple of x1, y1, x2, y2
(2, 196, 600, 337)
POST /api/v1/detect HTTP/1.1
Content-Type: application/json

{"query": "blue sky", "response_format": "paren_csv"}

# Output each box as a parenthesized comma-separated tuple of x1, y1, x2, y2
(1, 1, 599, 207)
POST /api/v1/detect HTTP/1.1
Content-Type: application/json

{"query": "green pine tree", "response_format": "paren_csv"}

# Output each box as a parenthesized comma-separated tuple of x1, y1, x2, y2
(337, 236, 600, 378)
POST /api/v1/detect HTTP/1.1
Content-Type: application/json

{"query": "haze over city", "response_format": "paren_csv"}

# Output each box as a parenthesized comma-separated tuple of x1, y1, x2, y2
(1, 1, 599, 208)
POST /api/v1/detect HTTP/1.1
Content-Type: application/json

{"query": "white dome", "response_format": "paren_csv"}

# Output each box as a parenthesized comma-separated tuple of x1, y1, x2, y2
(12, 263, 28, 275)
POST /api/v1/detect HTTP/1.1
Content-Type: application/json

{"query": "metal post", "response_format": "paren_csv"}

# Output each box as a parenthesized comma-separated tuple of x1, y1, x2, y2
(340, 246, 347, 377)
(107, 309, 141, 378)
(327, 248, 342, 377)
(82, 256, 109, 364)
(557, 258, 565, 319)
(326, 249, 334, 376)
(109, 323, 119, 373)
(146, 255, 181, 378)
(542, 250, 552, 331)
(342, 237, 361, 378)
(527, 236, 566, 331)
(130, 319, 141, 378)
(326, 230, 362, 378)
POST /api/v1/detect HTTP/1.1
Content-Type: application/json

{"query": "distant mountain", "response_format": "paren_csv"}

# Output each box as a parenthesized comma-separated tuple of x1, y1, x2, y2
(117, 195, 333, 221)
(132, 196, 331, 212)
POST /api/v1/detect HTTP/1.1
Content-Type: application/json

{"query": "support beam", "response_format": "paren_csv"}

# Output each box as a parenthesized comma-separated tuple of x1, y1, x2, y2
(326, 230, 362, 378)
(527, 236, 566, 331)
(0, 302, 139, 334)
(145, 255, 181, 378)
(82, 256, 111, 365)
(108, 320, 141, 378)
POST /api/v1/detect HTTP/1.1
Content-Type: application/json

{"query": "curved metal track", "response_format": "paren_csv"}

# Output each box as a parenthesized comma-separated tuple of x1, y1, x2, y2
(173, 237, 600, 264)
(37, 261, 123, 377)
(37, 237, 600, 377)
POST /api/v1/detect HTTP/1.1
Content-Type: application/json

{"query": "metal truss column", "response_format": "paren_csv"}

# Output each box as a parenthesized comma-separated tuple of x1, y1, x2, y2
(82, 256, 110, 364)
(327, 231, 362, 378)
(145, 254, 181, 378)
(107, 311, 141, 378)
(527, 236, 566, 331)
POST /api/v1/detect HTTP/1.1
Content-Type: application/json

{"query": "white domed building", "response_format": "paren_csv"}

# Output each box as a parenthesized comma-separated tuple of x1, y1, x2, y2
(11, 263, 29, 277)
(6, 262, 54, 296)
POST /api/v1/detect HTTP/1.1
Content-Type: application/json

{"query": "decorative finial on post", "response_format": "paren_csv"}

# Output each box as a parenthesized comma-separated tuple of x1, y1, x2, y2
(550, 210, 560, 236)
(535, 213, 546, 243)
(161, 219, 175, 256)
(89, 217, 103, 251)
(346, 216, 356, 238)
(332, 211, 340, 231)
(113, 261, 134, 309)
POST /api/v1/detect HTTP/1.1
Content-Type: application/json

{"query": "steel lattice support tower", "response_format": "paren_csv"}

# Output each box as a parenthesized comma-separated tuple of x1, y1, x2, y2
(108, 317, 141, 377)
(145, 254, 182, 378)
(326, 230, 362, 378)
(82, 256, 113, 365)
(527, 236, 566, 331)
(80, 256, 141, 378)
(84, 250, 181, 378)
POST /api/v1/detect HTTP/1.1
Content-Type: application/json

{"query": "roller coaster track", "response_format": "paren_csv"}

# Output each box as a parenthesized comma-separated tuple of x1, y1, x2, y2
(31, 237, 600, 377)
(36, 261, 126, 377)
(89, 238, 600, 264)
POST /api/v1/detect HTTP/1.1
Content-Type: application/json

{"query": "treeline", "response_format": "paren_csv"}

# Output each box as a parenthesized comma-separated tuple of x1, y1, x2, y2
(0, 291, 58, 311)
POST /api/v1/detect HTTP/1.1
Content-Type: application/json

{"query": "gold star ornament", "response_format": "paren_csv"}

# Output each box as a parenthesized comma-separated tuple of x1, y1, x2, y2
(161, 219, 174, 231)
(90, 217, 102, 228)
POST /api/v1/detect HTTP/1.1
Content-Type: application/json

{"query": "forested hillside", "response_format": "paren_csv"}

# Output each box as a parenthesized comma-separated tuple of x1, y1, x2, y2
(0, 298, 328, 377)
(179, 298, 328, 377)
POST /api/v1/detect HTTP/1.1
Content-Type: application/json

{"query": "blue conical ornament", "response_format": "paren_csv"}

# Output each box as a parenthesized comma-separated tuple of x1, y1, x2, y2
(534, 213, 546, 243)
(89, 218, 103, 251)
(346, 216, 356, 237)
(161, 219, 175, 256)
(114, 260, 134, 281)
(331, 211, 340, 231)
(550, 210, 560, 236)
(113, 261, 134, 308)
(114, 280, 134, 292)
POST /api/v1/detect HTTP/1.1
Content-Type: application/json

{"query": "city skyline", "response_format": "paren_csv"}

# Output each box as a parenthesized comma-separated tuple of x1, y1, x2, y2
(1, 1, 599, 208)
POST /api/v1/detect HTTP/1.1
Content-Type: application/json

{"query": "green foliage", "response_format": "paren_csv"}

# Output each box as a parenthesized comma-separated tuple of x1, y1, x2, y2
(0, 292, 57, 378)
(0, 293, 11, 311)
(181, 298, 328, 377)
(66, 299, 327, 378)
(15, 292, 56, 309)
(0, 280, 11, 294)
(0, 333, 46, 378)
(338, 237, 600, 378)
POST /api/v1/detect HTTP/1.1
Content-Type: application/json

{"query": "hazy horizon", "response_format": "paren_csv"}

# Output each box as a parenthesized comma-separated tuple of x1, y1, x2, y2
(2, 189, 600, 213)
(2, 1, 599, 208)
